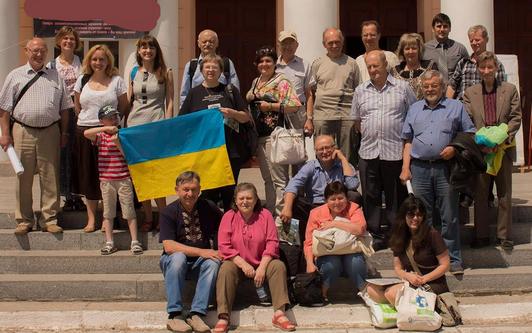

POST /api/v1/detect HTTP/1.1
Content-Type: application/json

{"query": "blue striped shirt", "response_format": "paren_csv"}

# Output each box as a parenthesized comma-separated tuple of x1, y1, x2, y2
(351, 74, 416, 161)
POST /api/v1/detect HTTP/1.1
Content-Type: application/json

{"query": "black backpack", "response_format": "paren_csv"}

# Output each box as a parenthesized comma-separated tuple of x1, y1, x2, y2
(292, 271, 325, 306)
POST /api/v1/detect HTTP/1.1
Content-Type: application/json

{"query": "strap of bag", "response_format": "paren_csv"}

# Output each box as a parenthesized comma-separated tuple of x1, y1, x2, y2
(406, 241, 436, 293)
(223, 57, 231, 84)
(13, 71, 44, 110)
(188, 59, 198, 86)
(225, 83, 235, 106)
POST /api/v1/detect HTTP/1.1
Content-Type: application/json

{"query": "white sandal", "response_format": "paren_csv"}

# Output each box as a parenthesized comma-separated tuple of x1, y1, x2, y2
(101, 242, 117, 255)
(130, 241, 143, 255)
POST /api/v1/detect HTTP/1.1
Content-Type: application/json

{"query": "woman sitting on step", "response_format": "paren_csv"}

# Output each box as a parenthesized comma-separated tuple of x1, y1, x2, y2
(366, 196, 450, 304)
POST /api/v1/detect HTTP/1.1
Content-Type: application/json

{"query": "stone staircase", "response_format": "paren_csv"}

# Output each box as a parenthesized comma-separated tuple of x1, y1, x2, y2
(1, 206, 532, 302)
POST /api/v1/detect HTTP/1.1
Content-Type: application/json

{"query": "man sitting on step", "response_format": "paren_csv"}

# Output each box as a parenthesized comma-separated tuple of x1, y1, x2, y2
(159, 171, 223, 333)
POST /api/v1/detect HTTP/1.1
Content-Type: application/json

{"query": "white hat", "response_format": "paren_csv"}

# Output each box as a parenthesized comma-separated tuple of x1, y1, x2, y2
(278, 31, 298, 42)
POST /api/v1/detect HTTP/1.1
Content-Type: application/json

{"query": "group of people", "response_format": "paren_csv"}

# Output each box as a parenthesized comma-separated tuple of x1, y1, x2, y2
(0, 11, 522, 333)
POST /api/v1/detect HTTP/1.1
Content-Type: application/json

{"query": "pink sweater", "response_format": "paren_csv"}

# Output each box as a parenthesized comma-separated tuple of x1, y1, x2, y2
(303, 202, 367, 260)
(218, 208, 279, 267)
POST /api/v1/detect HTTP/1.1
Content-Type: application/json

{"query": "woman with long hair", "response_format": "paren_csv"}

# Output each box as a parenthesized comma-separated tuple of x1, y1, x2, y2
(72, 44, 128, 232)
(128, 35, 174, 231)
(366, 196, 450, 305)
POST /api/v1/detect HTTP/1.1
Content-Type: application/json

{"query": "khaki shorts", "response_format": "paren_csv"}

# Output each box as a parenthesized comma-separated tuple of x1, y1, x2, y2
(100, 179, 136, 220)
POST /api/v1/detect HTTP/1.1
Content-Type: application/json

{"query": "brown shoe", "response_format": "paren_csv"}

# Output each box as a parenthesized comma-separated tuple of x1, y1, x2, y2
(166, 317, 192, 333)
(186, 314, 210, 333)
(14, 224, 31, 235)
(42, 224, 63, 234)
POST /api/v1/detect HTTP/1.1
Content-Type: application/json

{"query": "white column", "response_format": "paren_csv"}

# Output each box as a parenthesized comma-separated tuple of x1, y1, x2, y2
(283, 0, 338, 63)
(441, 0, 494, 52)
(151, 0, 179, 114)
(0, 0, 19, 161)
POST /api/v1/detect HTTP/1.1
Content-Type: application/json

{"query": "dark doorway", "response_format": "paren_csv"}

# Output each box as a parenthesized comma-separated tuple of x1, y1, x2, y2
(196, 0, 277, 96)
(339, 0, 417, 59)
(495, 0, 532, 162)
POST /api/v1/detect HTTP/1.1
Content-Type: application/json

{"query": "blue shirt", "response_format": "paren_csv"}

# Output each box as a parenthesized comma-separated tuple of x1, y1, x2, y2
(284, 159, 359, 204)
(179, 55, 240, 107)
(402, 97, 476, 160)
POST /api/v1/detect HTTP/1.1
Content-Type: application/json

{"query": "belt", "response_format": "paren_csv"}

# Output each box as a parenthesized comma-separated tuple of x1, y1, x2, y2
(11, 117, 59, 130)
(412, 158, 447, 164)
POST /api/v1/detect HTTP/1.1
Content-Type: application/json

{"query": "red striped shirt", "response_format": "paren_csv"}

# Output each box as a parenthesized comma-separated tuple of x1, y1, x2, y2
(96, 132, 130, 181)
(483, 84, 497, 126)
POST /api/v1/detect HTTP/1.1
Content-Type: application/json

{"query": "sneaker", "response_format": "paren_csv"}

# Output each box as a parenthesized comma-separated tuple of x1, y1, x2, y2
(167, 317, 192, 333)
(450, 263, 464, 275)
(185, 314, 210, 333)
(42, 224, 63, 234)
(14, 224, 31, 235)
(496, 238, 514, 251)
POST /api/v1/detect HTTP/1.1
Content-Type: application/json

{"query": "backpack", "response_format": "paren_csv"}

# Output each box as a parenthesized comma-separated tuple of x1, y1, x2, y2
(189, 57, 231, 85)
(292, 271, 325, 306)
(224, 83, 258, 161)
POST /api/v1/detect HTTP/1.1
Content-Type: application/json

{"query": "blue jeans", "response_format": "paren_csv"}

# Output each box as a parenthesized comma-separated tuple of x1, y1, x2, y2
(410, 160, 461, 264)
(160, 252, 220, 315)
(316, 253, 367, 291)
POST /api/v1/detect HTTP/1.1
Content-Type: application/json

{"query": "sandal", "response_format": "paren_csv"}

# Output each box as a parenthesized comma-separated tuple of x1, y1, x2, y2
(139, 220, 153, 232)
(212, 318, 230, 333)
(130, 241, 143, 255)
(272, 313, 296, 332)
(100, 242, 117, 255)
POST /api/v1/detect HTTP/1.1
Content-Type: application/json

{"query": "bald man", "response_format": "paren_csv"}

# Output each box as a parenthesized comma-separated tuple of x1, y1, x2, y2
(179, 29, 240, 107)
(307, 28, 361, 166)
(352, 50, 416, 250)
(0, 38, 73, 235)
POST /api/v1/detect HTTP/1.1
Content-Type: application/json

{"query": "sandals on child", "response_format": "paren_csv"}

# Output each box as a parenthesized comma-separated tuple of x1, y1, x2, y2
(272, 312, 296, 331)
(130, 241, 143, 255)
(100, 243, 117, 255)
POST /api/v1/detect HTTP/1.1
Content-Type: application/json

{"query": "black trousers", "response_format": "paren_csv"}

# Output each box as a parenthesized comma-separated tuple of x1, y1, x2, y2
(358, 158, 407, 241)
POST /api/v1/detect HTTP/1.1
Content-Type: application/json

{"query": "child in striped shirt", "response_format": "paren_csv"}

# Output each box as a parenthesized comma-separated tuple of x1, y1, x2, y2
(84, 105, 143, 255)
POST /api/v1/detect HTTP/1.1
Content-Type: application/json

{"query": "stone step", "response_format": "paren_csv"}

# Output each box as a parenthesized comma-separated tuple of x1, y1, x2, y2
(2, 221, 531, 251)
(2, 243, 532, 275)
(1, 266, 532, 302)
(2, 203, 532, 230)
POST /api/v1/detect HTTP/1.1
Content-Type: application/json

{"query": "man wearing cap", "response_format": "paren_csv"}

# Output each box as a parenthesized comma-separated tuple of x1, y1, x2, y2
(0, 37, 73, 235)
(308, 28, 361, 166)
(179, 29, 240, 107)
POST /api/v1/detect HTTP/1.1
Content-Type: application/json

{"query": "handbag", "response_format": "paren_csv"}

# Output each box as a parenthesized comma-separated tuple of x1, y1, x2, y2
(311, 217, 375, 257)
(406, 244, 462, 327)
(395, 281, 442, 331)
(225, 84, 258, 161)
(292, 271, 324, 306)
(270, 112, 307, 165)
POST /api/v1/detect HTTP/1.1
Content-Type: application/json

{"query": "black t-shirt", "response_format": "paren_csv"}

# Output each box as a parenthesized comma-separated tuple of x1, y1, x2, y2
(393, 228, 450, 294)
(180, 83, 248, 159)
(159, 199, 223, 254)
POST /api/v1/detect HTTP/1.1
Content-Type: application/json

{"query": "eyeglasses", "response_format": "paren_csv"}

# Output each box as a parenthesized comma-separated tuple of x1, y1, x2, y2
(256, 47, 274, 55)
(315, 145, 335, 153)
(28, 48, 47, 55)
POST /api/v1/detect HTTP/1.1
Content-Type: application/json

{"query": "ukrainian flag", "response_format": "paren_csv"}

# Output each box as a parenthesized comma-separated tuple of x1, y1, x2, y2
(119, 109, 235, 201)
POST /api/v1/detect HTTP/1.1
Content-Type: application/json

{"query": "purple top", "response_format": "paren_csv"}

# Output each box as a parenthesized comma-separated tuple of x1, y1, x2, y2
(218, 208, 279, 267)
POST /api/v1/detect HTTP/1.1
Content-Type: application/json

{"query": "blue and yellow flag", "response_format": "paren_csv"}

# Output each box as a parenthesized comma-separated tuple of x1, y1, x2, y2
(118, 109, 235, 201)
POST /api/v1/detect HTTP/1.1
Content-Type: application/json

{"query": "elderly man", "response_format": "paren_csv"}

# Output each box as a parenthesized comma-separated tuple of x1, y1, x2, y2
(355, 20, 399, 84)
(423, 13, 469, 81)
(179, 29, 240, 106)
(279, 134, 361, 243)
(447, 25, 506, 100)
(159, 171, 222, 333)
(352, 50, 416, 251)
(0, 38, 72, 235)
(307, 28, 360, 165)
(463, 51, 521, 251)
(401, 70, 476, 274)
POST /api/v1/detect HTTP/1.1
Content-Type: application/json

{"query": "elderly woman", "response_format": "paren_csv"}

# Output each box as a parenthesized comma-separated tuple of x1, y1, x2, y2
(128, 35, 174, 231)
(391, 33, 438, 99)
(304, 181, 368, 301)
(180, 54, 250, 211)
(214, 183, 296, 333)
(366, 196, 450, 304)
(246, 46, 301, 214)
(49, 26, 85, 211)
(72, 44, 128, 232)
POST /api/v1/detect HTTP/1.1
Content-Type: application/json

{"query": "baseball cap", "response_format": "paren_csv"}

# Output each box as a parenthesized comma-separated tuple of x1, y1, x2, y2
(98, 105, 119, 120)
(278, 31, 298, 43)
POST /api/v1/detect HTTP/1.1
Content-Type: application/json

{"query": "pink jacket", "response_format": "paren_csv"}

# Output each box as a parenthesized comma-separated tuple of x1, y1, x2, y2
(218, 208, 279, 267)
(303, 202, 366, 260)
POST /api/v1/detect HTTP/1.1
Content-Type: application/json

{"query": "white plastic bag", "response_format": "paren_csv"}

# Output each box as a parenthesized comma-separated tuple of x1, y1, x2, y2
(396, 282, 442, 331)
(270, 120, 307, 165)
(359, 291, 397, 328)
